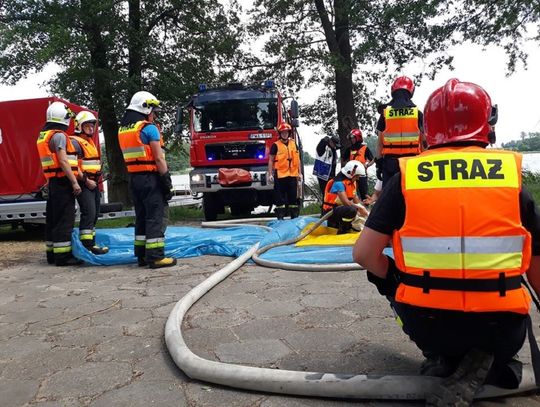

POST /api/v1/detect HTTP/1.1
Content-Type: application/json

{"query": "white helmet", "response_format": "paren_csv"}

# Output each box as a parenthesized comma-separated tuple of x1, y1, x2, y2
(74, 111, 97, 133)
(341, 160, 366, 179)
(46, 101, 73, 126)
(127, 91, 160, 115)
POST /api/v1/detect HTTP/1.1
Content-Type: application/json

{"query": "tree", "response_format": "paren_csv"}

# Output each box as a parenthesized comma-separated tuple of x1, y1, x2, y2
(0, 0, 241, 205)
(244, 0, 455, 147)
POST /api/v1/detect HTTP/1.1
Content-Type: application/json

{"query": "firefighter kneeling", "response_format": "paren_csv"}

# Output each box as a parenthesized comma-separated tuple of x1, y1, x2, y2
(323, 160, 369, 234)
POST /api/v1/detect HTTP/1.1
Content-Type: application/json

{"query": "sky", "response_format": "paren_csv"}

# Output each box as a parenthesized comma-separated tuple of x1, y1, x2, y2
(1, 41, 539, 157)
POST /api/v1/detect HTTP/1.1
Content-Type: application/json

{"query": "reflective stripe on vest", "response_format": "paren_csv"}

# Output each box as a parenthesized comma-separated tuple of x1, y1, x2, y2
(381, 106, 420, 156)
(393, 146, 531, 314)
(349, 145, 367, 165)
(273, 139, 300, 178)
(322, 176, 356, 211)
(36, 130, 79, 179)
(70, 135, 102, 174)
(118, 121, 163, 173)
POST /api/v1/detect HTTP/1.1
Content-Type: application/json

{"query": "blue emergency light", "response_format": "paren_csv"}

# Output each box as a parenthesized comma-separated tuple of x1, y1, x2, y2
(198, 84, 207, 92)
(264, 80, 275, 89)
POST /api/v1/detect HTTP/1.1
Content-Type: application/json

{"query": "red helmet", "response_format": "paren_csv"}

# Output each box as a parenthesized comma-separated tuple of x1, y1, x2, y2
(424, 78, 496, 147)
(277, 123, 292, 133)
(347, 128, 363, 143)
(391, 76, 415, 96)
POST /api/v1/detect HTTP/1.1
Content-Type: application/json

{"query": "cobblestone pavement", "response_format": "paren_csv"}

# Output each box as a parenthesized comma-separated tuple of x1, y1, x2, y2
(1, 240, 540, 406)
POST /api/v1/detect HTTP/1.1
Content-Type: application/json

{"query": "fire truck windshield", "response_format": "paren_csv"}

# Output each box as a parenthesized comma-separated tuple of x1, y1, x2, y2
(193, 98, 277, 132)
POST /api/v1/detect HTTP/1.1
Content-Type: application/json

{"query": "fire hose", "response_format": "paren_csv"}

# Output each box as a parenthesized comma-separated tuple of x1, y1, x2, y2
(165, 213, 538, 400)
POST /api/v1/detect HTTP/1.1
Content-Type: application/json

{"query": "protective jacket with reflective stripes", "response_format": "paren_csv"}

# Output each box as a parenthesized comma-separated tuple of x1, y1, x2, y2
(393, 146, 531, 314)
(273, 139, 300, 178)
(70, 135, 102, 175)
(323, 173, 356, 212)
(118, 120, 163, 173)
(349, 145, 367, 165)
(381, 106, 421, 156)
(36, 130, 79, 179)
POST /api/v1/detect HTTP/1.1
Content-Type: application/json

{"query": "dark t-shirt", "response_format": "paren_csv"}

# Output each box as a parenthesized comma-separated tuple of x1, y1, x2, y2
(365, 172, 540, 255)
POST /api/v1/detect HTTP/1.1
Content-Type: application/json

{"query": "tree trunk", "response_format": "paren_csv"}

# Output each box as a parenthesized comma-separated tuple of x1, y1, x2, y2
(127, 0, 143, 98)
(314, 0, 357, 151)
(81, 3, 130, 207)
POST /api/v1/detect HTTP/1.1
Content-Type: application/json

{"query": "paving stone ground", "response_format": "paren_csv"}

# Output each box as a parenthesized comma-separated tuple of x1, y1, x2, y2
(1, 234, 540, 406)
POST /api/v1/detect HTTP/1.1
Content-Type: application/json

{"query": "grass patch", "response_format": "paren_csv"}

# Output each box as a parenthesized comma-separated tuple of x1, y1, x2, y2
(523, 170, 540, 203)
(169, 205, 205, 221)
(95, 217, 135, 229)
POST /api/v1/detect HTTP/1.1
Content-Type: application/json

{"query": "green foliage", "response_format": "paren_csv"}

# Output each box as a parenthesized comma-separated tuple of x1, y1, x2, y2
(166, 142, 191, 173)
(523, 170, 540, 204)
(502, 132, 540, 152)
(302, 150, 315, 165)
(245, 0, 456, 134)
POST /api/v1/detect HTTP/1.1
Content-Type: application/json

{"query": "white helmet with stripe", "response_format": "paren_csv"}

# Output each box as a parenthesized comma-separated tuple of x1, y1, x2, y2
(341, 160, 366, 179)
(46, 101, 73, 126)
(127, 91, 161, 115)
(74, 111, 97, 133)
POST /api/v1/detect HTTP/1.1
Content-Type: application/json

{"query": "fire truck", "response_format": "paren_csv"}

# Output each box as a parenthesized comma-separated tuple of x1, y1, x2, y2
(177, 80, 303, 221)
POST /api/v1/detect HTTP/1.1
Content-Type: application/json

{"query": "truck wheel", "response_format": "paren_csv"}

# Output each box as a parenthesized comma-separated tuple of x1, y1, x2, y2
(230, 204, 252, 217)
(202, 194, 218, 221)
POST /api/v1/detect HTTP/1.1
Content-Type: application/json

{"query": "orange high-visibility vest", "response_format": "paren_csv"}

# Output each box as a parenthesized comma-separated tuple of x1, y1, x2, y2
(393, 146, 531, 314)
(273, 139, 300, 178)
(70, 135, 102, 175)
(36, 130, 79, 179)
(381, 106, 421, 156)
(118, 121, 163, 173)
(323, 174, 357, 211)
(349, 145, 367, 165)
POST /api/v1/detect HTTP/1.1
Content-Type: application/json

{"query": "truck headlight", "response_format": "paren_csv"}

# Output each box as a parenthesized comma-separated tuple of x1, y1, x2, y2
(191, 174, 204, 183)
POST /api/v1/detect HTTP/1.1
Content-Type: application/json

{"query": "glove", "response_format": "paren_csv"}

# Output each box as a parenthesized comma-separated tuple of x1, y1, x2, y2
(366, 256, 401, 297)
(160, 171, 174, 201)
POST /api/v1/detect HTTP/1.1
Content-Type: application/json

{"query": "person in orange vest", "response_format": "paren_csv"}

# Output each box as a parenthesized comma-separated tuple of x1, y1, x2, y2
(70, 111, 108, 255)
(376, 76, 424, 186)
(118, 91, 177, 269)
(354, 79, 540, 403)
(343, 128, 374, 200)
(323, 160, 369, 234)
(267, 123, 301, 220)
(36, 101, 83, 266)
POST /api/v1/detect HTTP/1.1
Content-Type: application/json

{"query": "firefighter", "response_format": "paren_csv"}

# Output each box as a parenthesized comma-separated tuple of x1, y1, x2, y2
(354, 79, 540, 404)
(376, 76, 424, 186)
(118, 91, 177, 269)
(323, 160, 369, 234)
(36, 101, 82, 266)
(70, 111, 108, 255)
(267, 123, 301, 220)
(313, 134, 341, 195)
(343, 128, 374, 200)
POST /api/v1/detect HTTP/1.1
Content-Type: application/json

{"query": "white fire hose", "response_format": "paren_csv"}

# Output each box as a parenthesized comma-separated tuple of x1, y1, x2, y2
(165, 214, 538, 400)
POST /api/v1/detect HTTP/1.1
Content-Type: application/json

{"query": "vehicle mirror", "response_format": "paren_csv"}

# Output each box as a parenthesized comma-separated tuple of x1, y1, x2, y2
(290, 99, 299, 119)
(174, 105, 183, 135)
(291, 118, 300, 127)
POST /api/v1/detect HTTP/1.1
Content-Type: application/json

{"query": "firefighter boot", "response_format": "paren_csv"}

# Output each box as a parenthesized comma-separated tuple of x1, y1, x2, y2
(90, 246, 109, 255)
(46, 251, 55, 265)
(275, 206, 286, 220)
(149, 257, 177, 269)
(137, 257, 147, 267)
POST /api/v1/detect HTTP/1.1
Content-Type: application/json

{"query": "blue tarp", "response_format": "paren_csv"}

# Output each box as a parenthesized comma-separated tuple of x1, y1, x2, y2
(72, 217, 390, 266)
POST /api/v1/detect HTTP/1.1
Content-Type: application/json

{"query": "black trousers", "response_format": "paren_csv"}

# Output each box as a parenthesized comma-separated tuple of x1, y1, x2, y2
(356, 176, 368, 200)
(325, 205, 357, 233)
(317, 177, 328, 196)
(391, 299, 526, 382)
(76, 182, 101, 248)
(381, 156, 400, 186)
(46, 177, 76, 265)
(274, 176, 298, 217)
(130, 172, 167, 262)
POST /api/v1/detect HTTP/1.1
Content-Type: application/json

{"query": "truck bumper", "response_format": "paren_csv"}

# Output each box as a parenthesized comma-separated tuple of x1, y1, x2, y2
(189, 166, 273, 193)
